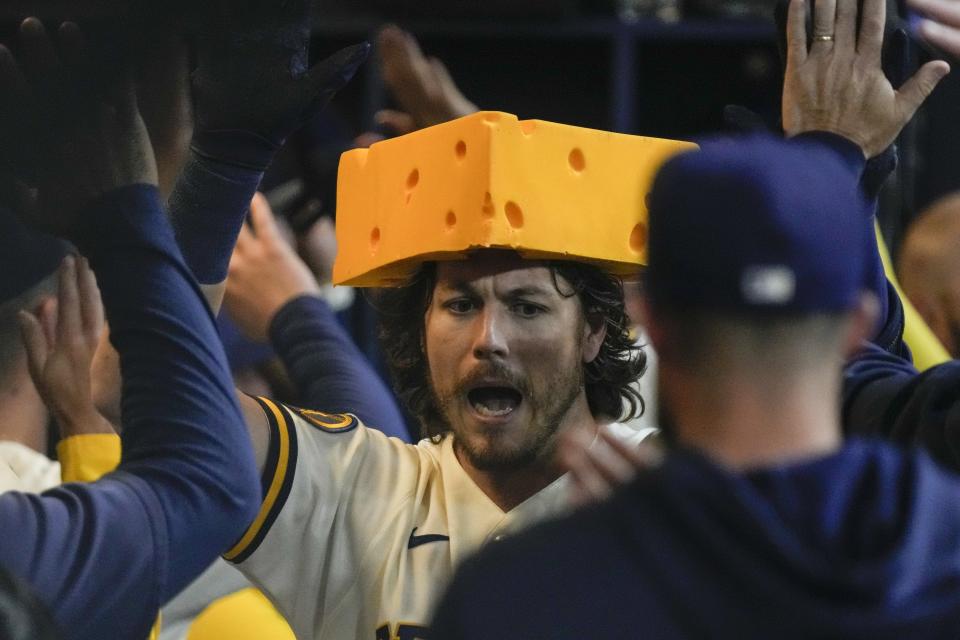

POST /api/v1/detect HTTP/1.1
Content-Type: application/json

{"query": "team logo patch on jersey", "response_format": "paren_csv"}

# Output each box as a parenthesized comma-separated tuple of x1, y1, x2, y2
(291, 406, 358, 433)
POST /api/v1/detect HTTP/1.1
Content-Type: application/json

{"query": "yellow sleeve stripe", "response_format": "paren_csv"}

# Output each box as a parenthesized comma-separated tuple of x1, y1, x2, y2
(224, 397, 298, 563)
(57, 433, 122, 483)
(290, 407, 358, 433)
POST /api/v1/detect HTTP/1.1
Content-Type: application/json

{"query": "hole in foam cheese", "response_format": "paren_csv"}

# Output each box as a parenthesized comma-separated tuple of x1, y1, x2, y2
(481, 192, 495, 219)
(568, 148, 586, 173)
(504, 201, 524, 229)
(629, 223, 647, 255)
(333, 111, 697, 287)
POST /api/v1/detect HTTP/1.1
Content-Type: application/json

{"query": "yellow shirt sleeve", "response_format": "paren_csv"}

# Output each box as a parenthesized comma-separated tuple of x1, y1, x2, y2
(56, 433, 121, 483)
(876, 223, 950, 371)
(187, 588, 295, 640)
(55, 432, 161, 640)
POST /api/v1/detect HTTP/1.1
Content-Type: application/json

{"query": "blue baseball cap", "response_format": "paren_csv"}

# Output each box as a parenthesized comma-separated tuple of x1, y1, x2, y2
(645, 135, 872, 314)
(0, 207, 67, 303)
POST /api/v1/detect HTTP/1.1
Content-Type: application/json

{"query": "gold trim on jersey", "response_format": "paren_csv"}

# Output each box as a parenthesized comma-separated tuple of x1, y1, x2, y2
(224, 397, 296, 563)
(289, 406, 358, 433)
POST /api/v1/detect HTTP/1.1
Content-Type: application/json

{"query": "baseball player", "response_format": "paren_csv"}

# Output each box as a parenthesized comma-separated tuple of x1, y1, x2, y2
(221, 249, 654, 638)
(149, 0, 947, 638)
(145, 7, 641, 636)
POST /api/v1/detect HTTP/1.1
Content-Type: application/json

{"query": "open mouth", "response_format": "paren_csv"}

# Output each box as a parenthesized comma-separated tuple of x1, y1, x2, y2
(467, 386, 523, 418)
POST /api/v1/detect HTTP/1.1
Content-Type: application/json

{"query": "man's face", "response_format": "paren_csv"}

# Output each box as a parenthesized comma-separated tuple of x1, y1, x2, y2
(424, 252, 604, 471)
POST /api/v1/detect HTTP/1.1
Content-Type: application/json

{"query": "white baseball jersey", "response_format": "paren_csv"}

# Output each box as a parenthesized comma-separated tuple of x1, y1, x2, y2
(226, 397, 654, 639)
(0, 441, 60, 493)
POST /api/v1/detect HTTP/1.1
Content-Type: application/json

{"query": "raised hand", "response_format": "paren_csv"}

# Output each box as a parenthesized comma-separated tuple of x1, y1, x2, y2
(0, 19, 157, 236)
(192, 0, 370, 169)
(558, 426, 662, 507)
(910, 0, 960, 57)
(782, 0, 950, 157)
(224, 193, 321, 342)
(19, 256, 115, 437)
(374, 25, 478, 135)
(296, 215, 338, 285)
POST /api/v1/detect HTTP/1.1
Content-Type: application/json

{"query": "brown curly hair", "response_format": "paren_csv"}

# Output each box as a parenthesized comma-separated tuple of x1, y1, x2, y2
(375, 259, 647, 438)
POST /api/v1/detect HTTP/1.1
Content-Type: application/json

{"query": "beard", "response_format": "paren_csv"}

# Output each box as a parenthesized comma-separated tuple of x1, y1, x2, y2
(431, 359, 585, 472)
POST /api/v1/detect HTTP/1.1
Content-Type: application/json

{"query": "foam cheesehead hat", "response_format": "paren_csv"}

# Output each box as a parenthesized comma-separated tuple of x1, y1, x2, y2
(0, 207, 67, 304)
(645, 135, 872, 313)
(332, 111, 696, 287)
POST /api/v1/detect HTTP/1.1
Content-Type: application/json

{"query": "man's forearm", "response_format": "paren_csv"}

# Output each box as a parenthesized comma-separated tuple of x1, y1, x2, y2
(270, 295, 410, 441)
(0, 185, 260, 639)
(168, 151, 267, 294)
(84, 185, 260, 593)
(843, 342, 960, 471)
(793, 131, 908, 354)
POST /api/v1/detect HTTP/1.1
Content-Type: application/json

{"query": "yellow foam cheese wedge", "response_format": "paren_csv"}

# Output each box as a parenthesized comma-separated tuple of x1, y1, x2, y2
(333, 111, 696, 287)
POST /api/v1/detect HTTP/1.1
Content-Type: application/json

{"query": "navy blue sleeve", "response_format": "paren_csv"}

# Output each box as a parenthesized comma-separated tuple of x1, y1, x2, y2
(793, 131, 908, 357)
(269, 294, 410, 441)
(843, 342, 960, 471)
(167, 152, 264, 284)
(0, 185, 260, 640)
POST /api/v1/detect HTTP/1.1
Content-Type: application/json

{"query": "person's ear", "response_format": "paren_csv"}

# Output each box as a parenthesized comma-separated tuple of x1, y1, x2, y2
(581, 311, 607, 364)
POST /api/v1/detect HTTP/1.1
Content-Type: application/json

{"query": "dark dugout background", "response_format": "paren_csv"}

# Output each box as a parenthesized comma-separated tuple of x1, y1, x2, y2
(0, 0, 954, 258)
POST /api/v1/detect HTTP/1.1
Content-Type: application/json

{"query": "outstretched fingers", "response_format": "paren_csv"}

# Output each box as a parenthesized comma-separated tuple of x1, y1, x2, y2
(306, 42, 370, 107)
(919, 17, 960, 56)
(857, 0, 886, 64)
(0, 45, 30, 172)
(910, 0, 960, 26)
(56, 22, 88, 67)
(76, 257, 104, 347)
(19, 18, 60, 81)
(374, 109, 416, 135)
(897, 59, 951, 121)
(598, 427, 658, 468)
(0, 45, 28, 104)
(583, 435, 641, 487)
(55, 255, 82, 348)
(834, 0, 858, 53)
(811, 0, 838, 52)
(248, 193, 281, 243)
(904, 0, 960, 58)
(558, 426, 644, 507)
(380, 27, 435, 112)
(561, 446, 614, 506)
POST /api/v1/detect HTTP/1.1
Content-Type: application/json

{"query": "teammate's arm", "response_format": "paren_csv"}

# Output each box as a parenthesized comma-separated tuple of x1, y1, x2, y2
(0, 20, 260, 638)
(781, 0, 948, 348)
(843, 342, 960, 470)
(163, 1, 369, 465)
(224, 195, 409, 440)
(167, 0, 367, 315)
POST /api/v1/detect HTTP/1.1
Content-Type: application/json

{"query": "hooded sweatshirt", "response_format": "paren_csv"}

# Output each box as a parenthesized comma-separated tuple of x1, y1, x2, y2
(432, 438, 960, 639)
